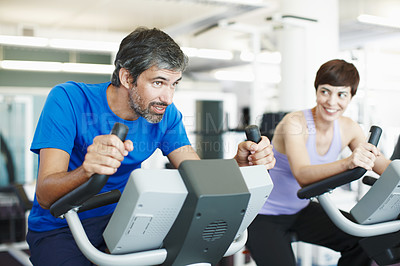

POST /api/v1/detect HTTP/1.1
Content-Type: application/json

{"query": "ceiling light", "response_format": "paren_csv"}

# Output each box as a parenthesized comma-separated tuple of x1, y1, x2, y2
(49, 39, 119, 52)
(181, 47, 234, 60)
(0, 60, 113, 74)
(0, 35, 232, 61)
(240, 51, 281, 64)
(357, 14, 400, 29)
(214, 70, 254, 82)
(62, 63, 114, 74)
(0, 34, 119, 52)
(181, 47, 198, 57)
(0, 60, 62, 72)
(212, 0, 264, 5)
(0, 35, 48, 47)
(197, 48, 233, 60)
(214, 69, 281, 83)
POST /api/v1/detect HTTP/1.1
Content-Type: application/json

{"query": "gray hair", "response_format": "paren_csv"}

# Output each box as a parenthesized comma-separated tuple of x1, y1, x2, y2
(111, 27, 188, 87)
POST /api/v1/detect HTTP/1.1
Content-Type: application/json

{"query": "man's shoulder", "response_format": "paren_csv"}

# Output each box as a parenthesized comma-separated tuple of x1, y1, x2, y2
(163, 102, 183, 122)
(53, 81, 107, 92)
(49, 81, 84, 97)
(166, 102, 178, 112)
(49, 81, 109, 101)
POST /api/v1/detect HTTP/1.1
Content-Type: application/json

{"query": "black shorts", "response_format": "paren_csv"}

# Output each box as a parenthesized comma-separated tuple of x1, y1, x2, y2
(27, 213, 112, 266)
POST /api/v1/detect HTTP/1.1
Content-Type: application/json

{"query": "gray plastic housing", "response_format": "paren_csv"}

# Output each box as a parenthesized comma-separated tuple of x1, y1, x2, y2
(162, 159, 250, 266)
(103, 169, 187, 254)
(351, 160, 400, 224)
(102, 159, 273, 264)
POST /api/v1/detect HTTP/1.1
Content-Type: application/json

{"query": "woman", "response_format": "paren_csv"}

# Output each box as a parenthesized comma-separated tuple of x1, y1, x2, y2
(246, 59, 391, 266)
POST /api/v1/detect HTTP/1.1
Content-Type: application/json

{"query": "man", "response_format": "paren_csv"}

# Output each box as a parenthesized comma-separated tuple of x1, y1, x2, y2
(26, 27, 275, 265)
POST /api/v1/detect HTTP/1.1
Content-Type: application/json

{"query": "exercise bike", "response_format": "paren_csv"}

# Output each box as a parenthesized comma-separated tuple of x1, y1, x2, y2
(298, 126, 400, 265)
(49, 123, 273, 266)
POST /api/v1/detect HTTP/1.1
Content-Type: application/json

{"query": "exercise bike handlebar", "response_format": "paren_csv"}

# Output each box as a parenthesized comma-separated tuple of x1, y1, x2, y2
(50, 123, 129, 218)
(245, 125, 262, 144)
(297, 125, 382, 199)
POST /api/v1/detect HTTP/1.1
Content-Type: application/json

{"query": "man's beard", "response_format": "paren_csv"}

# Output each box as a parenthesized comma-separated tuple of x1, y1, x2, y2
(128, 88, 166, 124)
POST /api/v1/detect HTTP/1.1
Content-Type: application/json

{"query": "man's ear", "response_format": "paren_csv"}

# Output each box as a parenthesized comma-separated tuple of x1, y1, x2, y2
(119, 68, 132, 89)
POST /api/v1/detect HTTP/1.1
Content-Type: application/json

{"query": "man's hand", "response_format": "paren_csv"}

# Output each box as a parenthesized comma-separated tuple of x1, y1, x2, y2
(234, 136, 275, 169)
(83, 135, 133, 177)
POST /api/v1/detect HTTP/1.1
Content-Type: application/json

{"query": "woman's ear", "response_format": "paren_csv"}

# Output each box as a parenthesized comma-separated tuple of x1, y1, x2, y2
(119, 68, 132, 89)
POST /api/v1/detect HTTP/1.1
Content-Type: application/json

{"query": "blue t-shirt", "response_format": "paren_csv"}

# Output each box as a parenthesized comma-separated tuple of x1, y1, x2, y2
(29, 81, 191, 232)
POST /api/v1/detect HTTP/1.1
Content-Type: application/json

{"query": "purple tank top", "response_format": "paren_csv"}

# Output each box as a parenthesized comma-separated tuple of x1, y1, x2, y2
(259, 109, 342, 215)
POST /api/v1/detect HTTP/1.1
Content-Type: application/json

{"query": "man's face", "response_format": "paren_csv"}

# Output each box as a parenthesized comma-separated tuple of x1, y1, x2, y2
(128, 65, 182, 123)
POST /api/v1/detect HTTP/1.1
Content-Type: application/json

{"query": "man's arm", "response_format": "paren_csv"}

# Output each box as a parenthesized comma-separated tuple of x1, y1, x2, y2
(36, 148, 90, 209)
(167, 145, 200, 169)
(167, 137, 276, 170)
(36, 135, 133, 209)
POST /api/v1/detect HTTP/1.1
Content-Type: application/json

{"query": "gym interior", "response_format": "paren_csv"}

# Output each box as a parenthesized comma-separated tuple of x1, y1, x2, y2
(1, 0, 400, 265)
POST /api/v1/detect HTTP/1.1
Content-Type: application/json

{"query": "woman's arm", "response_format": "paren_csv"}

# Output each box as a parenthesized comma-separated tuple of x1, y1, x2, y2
(279, 113, 347, 186)
(345, 122, 391, 175)
(281, 115, 383, 187)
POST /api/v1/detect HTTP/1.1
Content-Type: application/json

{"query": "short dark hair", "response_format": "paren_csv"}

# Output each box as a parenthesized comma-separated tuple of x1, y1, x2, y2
(314, 59, 360, 97)
(111, 27, 188, 87)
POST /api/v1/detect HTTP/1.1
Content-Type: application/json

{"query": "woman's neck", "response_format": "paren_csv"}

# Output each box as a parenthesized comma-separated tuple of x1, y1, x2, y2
(311, 107, 334, 133)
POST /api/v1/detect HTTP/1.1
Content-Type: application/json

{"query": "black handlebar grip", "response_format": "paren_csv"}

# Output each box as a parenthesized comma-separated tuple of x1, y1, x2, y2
(245, 125, 262, 144)
(367, 125, 382, 147)
(362, 175, 378, 186)
(78, 189, 121, 213)
(50, 122, 129, 218)
(110, 122, 129, 141)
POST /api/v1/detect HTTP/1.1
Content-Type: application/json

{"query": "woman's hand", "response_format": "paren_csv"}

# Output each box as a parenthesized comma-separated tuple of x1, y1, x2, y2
(346, 142, 380, 171)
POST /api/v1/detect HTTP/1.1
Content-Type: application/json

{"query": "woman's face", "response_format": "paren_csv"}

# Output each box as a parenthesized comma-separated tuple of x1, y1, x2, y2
(315, 84, 352, 122)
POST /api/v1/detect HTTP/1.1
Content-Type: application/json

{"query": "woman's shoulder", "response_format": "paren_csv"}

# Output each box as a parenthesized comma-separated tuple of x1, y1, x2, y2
(275, 110, 307, 135)
(338, 115, 359, 130)
(282, 110, 307, 127)
(284, 110, 305, 120)
(338, 116, 364, 144)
